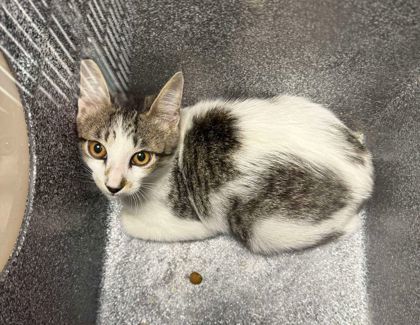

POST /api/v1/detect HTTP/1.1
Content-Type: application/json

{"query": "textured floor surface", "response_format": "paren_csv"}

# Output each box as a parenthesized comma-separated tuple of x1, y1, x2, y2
(99, 206, 368, 324)
(0, 1, 133, 323)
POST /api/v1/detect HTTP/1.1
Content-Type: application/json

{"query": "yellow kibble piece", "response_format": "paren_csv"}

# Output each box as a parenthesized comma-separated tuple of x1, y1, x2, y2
(189, 272, 203, 285)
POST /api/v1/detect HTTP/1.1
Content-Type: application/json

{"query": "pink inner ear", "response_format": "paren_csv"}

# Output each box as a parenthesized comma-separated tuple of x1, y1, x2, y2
(78, 98, 91, 117)
(150, 96, 181, 122)
(147, 72, 183, 124)
(149, 108, 180, 127)
(158, 109, 180, 123)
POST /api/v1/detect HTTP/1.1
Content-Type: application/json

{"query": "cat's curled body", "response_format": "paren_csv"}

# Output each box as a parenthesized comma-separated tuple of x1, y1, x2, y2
(121, 96, 373, 253)
(77, 60, 373, 254)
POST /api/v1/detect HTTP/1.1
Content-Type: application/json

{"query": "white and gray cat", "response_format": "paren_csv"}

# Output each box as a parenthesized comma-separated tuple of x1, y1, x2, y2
(77, 59, 373, 254)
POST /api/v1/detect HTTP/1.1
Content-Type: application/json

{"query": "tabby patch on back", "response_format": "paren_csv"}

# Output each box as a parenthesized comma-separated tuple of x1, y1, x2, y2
(77, 59, 373, 254)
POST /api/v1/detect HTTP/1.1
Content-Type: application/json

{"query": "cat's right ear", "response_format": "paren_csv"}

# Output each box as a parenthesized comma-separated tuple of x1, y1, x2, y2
(147, 72, 184, 127)
(78, 59, 111, 119)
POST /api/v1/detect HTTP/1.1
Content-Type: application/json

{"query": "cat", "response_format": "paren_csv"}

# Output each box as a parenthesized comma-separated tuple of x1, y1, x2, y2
(77, 59, 373, 254)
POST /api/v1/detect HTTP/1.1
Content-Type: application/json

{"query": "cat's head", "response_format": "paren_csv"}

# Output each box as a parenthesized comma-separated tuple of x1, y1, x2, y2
(76, 59, 183, 198)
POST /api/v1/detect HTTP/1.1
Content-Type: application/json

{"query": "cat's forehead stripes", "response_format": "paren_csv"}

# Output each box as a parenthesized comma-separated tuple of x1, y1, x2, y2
(78, 105, 178, 155)
(77, 104, 113, 140)
(104, 109, 136, 140)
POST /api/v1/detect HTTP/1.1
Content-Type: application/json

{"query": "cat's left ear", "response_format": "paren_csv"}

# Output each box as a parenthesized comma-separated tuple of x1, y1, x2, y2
(78, 59, 111, 118)
(148, 72, 184, 126)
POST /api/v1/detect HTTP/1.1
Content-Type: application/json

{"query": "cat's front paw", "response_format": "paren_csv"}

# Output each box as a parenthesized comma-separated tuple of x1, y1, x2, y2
(120, 212, 146, 239)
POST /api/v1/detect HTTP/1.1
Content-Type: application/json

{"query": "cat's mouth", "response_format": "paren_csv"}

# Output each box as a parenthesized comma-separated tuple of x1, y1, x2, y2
(105, 185, 123, 196)
(104, 188, 129, 198)
(102, 186, 140, 200)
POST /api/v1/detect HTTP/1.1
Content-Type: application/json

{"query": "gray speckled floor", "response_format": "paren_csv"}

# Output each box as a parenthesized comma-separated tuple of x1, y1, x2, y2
(99, 205, 368, 324)
(0, 0, 133, 323)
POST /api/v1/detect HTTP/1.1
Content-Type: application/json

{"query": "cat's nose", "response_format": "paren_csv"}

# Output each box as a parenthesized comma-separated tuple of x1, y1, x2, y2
(106, 185, 122, 194)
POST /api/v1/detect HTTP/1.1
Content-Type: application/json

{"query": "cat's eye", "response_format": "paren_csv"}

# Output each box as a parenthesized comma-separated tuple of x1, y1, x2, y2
(87, 141, 107, 159)
(131, 151, 152, 167)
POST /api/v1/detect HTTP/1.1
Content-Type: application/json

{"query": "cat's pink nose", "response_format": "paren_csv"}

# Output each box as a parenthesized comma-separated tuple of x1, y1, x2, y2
(106, 186, 122, 194)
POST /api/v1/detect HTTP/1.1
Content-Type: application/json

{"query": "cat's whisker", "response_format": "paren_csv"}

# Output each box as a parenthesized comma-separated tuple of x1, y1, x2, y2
(80, 165, 92, 174)
(139, 184, 161, 200)
(73, 177, 96, 186)
(138, 189, 146, 204)
(73, 175, 93, 181)
(131, 193, 137, 210)
(80, 169, 92, 177)
(128, 191, 141, 211)
(135, 191, 143, 210)
(127, 194, 136, 210)
(75, 174, 95, 184)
